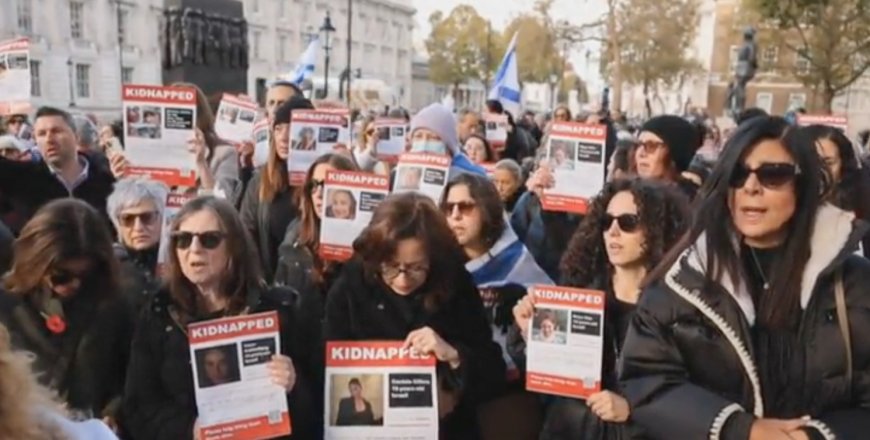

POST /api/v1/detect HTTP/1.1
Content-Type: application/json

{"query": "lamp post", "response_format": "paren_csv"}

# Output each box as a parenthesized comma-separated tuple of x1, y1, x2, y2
(67, 58, 76, 107)
(319, 13, 336, 99)
(116, 0, 124, 92)
(345, 0, 353, 106)
(549, 73, 559, 111)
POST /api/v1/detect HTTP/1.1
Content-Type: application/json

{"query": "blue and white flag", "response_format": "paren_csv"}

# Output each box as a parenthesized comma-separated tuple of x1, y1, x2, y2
(285, 38, 320, 85)
(488, 32, 521, 117)
(466, 223, 553, 289)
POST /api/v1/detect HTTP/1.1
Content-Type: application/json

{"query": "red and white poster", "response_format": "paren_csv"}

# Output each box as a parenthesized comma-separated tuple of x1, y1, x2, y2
(484, 113, 509, 152)
(215, 94, 259, 144)
(481, 162, 497, 178)
(526, 285, 605, 399)
(374, 118, 409, 162)
(189, 312, 292, 440)
(392, 153, 451, 203)
(0, 38, 31, 116)
(797, 114, 849, 133)
(252, 119, 270, 168)
(325, 341, 438, 440)
(541, 122, 607, 214)
(319, 171, 389, 261)
(156, 190, 195, 275)
(288, 110, 352, 186)
(122, 84, 198, 187)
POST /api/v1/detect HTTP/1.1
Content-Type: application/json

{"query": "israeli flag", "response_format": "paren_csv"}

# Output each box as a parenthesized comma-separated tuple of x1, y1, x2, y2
(286, 37, 320, 85)
(488, 32, 521, 117)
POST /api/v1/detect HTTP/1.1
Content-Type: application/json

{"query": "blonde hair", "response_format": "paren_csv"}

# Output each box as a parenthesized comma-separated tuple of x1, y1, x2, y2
(0, 324, 70, 440)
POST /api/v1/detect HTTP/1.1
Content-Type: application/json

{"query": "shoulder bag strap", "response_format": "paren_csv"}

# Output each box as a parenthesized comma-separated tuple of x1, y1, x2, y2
(834, 268, 853, 383)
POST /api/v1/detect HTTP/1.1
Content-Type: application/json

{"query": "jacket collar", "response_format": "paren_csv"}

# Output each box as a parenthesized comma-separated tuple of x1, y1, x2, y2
(676, 203, 862, 325)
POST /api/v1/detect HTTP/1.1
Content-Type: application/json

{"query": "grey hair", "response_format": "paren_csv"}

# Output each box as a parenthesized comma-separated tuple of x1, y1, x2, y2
(106, 177, 170, 231)
(494, 158, 523, 182)
(71, 114, 98, 151)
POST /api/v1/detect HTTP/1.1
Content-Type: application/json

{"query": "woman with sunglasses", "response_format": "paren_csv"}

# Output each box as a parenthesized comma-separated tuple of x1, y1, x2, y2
(620, 116, 870, 440)
(632, 115, 702, 198)
(512, 178, 689, 440)
(0, 199, 131, 430)
(441, 174, 551, 439)
(106, 177, 169, 314)
(123, 197, 316, 440)
(352, 114, 392, 176)
(239, 96, 315, 283)
(325, 192, 506, 439)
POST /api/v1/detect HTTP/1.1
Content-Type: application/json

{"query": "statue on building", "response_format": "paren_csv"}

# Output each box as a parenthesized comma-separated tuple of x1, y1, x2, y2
(727, 27, 758, 119)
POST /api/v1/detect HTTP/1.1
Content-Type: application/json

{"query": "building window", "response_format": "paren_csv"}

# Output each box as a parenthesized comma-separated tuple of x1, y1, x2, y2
(795, 54, 811, 76)
(252, 31, 261, 59)
(278, 35, 287, 62)
(729, 45, 740, 74)
(17, 0, 33, 33)
(755, 92, 773, 113)
(30, 60, 41, 97)
(251, 0, 259, 13)
(761, 47, 778, 65)
(75, 63, 90, 98)
(122, 67, 133, 84)
(70, 1, 84, 39)
(118, 9, 130, 45)
(788, 93, 806, 109)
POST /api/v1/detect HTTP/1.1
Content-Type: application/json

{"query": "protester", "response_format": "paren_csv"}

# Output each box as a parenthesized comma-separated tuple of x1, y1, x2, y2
(351, 114, 392, 176)
(324, 192, 506, 439)
(0, 199, 131, 428)
(409, 103, 486, 178)
(633, 115, 702, 198)
(621, 116, 870, 440)
(123, 196, 316, 440)
(0, 134, 27, 160)
(72, 113, 100, 155)
(463, 134, 496, 164)
(106, 177, 169, 313)
(492, 159, 526, 213)
(607, 138, 634, 182)
(484, 100, 536, 161)
(457, 108, 484, 144)
(513, 178, 689, 439)
(98, 120, 124, 152)
(552, 106, 572, 123)
(239, 95, 315, 283)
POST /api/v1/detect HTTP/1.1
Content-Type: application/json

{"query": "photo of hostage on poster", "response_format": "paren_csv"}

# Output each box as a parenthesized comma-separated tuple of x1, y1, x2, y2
(325, 341, 438, 440)
(215, 94, 259, 145)
(319, 171, 390, 261)
(541, 122, 607, 215)
(392, 153, 451, 203)
(188, 311, 292, 440)
(288, 110, 352, 185)
(0, 38, 30, 115)
(483, 113, 509, 153)
(121, 84, 198, 187)
(373, 118, 409, 162)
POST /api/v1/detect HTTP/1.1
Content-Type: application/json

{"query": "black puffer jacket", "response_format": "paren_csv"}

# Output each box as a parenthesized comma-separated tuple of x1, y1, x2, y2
(115, 244, 161, 315)
(620, 205, 870, 440)
(240, 169, 298, 283)
(122, 286, 317, 440)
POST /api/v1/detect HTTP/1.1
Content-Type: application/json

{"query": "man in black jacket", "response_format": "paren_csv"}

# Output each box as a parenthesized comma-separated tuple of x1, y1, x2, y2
(0, 106, 115, 232)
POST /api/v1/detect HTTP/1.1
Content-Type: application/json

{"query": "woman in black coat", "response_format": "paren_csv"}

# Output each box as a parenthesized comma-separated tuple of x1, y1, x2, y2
(620, 116, 870, 440)
(324, 192, 507, 440)
(0, 199, 132, 427)
(123, 197, 316, 440)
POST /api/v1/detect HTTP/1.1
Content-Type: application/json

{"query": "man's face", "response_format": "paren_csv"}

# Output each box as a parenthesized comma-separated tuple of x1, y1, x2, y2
(458, 113, 481, 142)
(204, 350, 230, 385)
(266, 85, 297, 122)
(34, 115, 78, 168)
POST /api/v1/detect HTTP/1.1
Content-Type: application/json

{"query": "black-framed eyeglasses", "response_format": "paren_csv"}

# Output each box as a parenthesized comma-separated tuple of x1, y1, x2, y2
(637, 140, 667, 153)
(306, 179, 326, 194)
(381, 263, 429, 280)
(172, 231, 226, 250)
(48, 268, 91, 286)
(729, 163, 800, 189)
(601, 213, 641, 233)
(119, 211, 159, 228)
(442, 201, 476, 216)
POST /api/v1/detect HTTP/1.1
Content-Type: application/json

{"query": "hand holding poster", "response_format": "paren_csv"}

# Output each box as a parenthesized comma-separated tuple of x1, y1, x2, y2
(319, 171, 389, 261)
(189, 311, 292, 440)
(288, 110, 352, 185)
(122, 85, 198, 186)
(484, 114, 509, 152)
(325, 341, 438, 440)
(526, 285, 604, 399)
(215, 94, 259, 144)
(252, 119, 270, 168)
(0, 38, 30, 116)
(374, 118, 409, 162)
(541, 122, 607, 214)
(392, 153, 451, 203)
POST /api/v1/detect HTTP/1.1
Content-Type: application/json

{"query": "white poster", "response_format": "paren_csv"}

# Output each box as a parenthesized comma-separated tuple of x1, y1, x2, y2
(325, 341, 438, 440)
(484, 113, 509, 153)
(319, 171, 390, 261)
(252, 119, 271, 168)
(526, 285, 605, 399)
(0, 38, 30, 115)
(541, 122, 607, 215)
(215, 94, 259, 144)
(189, 312, 292, 440)
(288, 110, 352, 186)
(392, 153, 451, 204)
(374, 118, 409, 162)
(122, 84, 198, 187)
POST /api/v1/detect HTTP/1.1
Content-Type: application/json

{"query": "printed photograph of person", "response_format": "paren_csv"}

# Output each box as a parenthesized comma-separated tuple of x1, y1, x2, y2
(218, 106, 239, 123)
(396, 166, 423, 191)
(194, 344, 242, 388)
(325, 189, 357, 220)
(238, 110, 256, 123)
(126, 106, 162, 139)
(330, 375, 384, 426)
(550, 140, 576, 171)
(377, 126, 392, 141)
(531, 309, 568, 345)
(293, 126, 317, 151)
(390, 126, 405, 138)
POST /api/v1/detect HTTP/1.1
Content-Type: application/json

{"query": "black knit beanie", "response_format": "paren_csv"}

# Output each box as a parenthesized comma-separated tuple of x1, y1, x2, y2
(273, 94, 315, 127)
(640, 115, 700, 173)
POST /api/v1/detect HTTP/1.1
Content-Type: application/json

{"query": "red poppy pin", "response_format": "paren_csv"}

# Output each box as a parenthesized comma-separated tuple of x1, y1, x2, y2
(45, 315, 67, 334)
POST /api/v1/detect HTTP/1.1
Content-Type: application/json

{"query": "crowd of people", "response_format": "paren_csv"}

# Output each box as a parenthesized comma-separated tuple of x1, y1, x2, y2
(0, 77, 869, 440)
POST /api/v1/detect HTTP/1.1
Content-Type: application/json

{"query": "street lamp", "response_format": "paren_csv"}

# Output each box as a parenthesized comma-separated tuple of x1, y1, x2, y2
(67, 58, 76, 107)
(549, 73, 559, 111)
(319, 13, 336, 99)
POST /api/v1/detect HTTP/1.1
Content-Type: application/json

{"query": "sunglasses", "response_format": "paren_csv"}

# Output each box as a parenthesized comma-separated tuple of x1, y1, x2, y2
(172, 231, 225, 250)
(48, 268, 91, 286)
(601, 213, 641, 233)
(381, 263, 429, 280)
(729, 163, 800, 189)
(637, 140, 667, 153)
(442, 201, 476, 216)
(306, 178, 326, 194)
(119, 211, 158, 228)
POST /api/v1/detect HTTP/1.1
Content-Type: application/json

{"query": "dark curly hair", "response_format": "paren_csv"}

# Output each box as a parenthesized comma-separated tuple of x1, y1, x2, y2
(559, 178, 690, 287)
(801, 124, 868, 219)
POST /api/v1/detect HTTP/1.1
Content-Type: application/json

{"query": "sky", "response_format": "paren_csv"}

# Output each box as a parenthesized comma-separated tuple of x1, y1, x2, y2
(410, 0, 606, 87)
